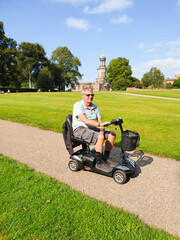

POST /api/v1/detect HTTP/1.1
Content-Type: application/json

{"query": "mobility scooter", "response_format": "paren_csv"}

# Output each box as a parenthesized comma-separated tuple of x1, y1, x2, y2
(63, 115, 140, 184)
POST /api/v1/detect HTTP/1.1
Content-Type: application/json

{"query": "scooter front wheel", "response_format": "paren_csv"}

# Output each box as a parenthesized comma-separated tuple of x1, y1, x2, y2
(68, 160, 79, 171)
(113, 170, 127, 184)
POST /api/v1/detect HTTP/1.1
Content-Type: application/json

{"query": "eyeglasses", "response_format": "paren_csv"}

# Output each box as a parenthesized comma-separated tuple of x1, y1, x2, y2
(84, 94, 94, 97)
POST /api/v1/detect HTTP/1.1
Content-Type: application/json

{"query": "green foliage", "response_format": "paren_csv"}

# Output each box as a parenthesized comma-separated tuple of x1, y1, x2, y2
(50, 63, 64, 91)
(0, 21, 18, 87)
(51, 46, 82, 89)
(141, 67, 164, 88)
(173, 78, 180, 88)
(164, 82, 173, 89)
(0, 155, 178, 240)
(17, 42, 48, 88)
(37, 67, 54, 91)
(131, 77, 142, 88)
(106, 57, 133, 90)
(112, 77, 132, 90)
(141, 73, 150, 88)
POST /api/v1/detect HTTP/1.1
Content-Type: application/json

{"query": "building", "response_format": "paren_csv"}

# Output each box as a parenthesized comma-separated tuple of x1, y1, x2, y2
(163, 74, 180, 85)
(72, 53, 110, 92)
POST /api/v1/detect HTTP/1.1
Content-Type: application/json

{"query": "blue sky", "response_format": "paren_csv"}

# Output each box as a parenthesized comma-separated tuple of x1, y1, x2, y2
(1, 0, 180, 83)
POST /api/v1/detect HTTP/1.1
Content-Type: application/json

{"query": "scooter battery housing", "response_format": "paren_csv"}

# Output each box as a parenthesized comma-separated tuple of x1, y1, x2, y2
(82, 152, 95, 168)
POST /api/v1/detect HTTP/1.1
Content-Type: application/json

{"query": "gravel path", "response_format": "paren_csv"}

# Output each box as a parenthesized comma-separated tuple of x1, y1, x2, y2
(0, 119, 180, 238)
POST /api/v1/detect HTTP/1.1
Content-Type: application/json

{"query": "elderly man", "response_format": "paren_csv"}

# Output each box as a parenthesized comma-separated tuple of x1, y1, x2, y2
(72, 87, 116, 171)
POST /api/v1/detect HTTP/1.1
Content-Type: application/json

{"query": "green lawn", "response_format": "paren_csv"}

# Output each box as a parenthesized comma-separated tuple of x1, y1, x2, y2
(0, 155, 179, 240)
(0, 92, 179, 160)
(125, 90, 180, 99)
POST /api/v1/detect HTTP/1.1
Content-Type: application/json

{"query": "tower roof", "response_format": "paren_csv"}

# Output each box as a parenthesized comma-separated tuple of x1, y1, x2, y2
(100, 53, 105, 59)
(100, 50, 106, 59)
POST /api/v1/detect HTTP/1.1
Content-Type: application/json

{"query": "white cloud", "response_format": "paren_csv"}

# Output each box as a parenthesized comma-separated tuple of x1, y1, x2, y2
(153, 38, 180, 48)
(167, 48, 180, 57)
(146, 48, 156, 53)
(55, 0, 96, 3)
(143, 58, 180, 70)
(153, 42, 164, 48)
(83, 0, 133, 14)
(65, 17, 90, 30)
(138, 38, 180, 57)
(137, 42, 145, 49)
(152, 39, 180, 57)
(111, 14, 133, 24)
(166, 38, 180, 47)
(133, 58, 180, 75)
(97, 27, 102, 32)
(134, 39, 180, 78)
(177, 0, 180, 6)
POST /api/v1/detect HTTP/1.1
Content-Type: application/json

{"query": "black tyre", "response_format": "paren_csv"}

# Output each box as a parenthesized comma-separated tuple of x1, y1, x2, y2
(68, 160, 79, 171)
(130, 169, 137, 178)
(113, 170, 127, 184)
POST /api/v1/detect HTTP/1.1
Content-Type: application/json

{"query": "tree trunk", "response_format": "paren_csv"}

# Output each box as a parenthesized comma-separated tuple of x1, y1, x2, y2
(28, 70, 32, 89)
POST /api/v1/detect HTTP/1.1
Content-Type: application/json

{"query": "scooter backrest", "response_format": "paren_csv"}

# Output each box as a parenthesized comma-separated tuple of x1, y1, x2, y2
(66, 115, 73, 138)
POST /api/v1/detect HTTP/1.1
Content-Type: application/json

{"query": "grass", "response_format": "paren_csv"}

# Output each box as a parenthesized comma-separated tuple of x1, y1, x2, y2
(0, 154, 179, 240)
(125, 90, 180, 99)
(0, 92, 180, 160)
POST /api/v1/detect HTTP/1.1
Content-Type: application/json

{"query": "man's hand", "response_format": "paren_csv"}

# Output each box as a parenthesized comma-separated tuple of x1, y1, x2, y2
(99, 121, 110, 132)
(102, 122, 110, 127)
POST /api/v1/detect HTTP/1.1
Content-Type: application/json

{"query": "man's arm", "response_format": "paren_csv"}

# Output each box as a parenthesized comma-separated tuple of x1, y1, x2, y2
(98, 117, 103, 124)
(78, 113, 100, 127)
(78, 114, 109, 128)
(98, 117, 110, 128)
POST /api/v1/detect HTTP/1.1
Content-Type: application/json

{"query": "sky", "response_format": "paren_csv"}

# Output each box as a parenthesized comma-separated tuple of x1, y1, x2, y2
(1, 0, 180, 83)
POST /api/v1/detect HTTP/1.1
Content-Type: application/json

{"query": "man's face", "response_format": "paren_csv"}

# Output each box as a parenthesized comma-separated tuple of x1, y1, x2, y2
(83, 89, 94, 105)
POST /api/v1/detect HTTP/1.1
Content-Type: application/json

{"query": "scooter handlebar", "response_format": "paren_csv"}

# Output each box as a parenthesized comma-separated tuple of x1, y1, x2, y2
(103, 117, 123, 126)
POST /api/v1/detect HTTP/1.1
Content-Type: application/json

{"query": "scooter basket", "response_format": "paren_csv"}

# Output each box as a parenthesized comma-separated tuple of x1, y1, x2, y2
(121, 130, 140, 151)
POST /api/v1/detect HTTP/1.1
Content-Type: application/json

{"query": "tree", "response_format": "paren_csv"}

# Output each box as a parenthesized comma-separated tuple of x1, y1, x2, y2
(131, 76, 142, 88)
(17, 42, 48, 88)
(164, 83, 173, 89)
(141, 67, 164, 88)
(37, 67, 54, 91)
(173, 78, 180, 88)
(106, 57, 132, 90)
(50, 63, 64, 91)
(0, 21, 18, 87)
(111, 77, 132, 91)
(141, 72, 151, 88)
(51, 47, 82, 89)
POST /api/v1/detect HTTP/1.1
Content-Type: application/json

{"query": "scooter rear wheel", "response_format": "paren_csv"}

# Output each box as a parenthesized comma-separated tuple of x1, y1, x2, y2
(68, 160, 79, 171)
(113, 170, 127, 184)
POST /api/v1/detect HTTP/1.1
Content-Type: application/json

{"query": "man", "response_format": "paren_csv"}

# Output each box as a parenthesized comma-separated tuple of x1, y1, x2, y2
(73, 87, 116, 171)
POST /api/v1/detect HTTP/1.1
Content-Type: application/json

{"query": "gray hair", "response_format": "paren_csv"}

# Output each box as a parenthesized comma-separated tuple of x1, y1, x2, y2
(82, 87, 93, 94)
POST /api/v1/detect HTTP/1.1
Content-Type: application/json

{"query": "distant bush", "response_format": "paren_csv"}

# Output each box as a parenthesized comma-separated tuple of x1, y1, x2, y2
(0, 88, 37, 93)
(173, 78, 180, 88)
(164, 83, 173, 89)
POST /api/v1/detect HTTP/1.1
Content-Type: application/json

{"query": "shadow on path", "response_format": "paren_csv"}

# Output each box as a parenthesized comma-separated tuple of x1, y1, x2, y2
(127, 150, 153, 178)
